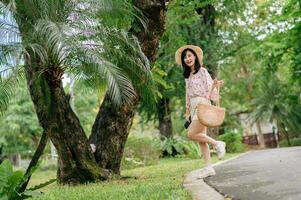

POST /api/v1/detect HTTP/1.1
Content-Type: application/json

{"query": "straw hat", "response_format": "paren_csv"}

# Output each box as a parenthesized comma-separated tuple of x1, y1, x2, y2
(175, 45, 203, 66)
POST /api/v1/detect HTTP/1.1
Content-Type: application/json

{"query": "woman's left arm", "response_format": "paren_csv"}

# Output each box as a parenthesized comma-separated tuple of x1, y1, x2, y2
(205, 69, 223, 102)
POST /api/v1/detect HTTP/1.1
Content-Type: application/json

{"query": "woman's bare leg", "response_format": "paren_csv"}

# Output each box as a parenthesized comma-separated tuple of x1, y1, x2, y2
(187, 121, 217, 167)
(187, 121, 218, 146)
(199, 142, 211, 167)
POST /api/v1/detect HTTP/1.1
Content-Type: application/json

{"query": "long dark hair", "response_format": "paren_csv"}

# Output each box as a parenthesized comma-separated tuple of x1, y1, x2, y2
(181, 48, 201, 79)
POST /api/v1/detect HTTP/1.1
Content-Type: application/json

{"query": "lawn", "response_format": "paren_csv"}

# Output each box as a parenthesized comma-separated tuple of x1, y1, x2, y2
(28, 153, 240, 200)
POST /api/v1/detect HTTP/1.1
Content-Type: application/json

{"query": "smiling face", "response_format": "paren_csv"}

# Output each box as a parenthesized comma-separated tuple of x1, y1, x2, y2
(183, 50, 196, 68)
(180, 48, 202, 78)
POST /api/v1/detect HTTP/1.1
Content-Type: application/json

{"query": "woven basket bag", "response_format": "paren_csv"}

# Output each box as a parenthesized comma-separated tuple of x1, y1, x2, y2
(196, 86, 225, 127)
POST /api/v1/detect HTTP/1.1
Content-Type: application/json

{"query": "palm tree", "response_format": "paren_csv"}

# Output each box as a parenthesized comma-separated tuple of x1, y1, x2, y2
(251, 78, 301, 146)
(0, 0, 154, 184)
(88, 0, 167, 174)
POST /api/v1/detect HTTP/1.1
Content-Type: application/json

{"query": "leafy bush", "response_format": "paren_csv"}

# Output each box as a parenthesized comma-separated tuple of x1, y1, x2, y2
(0, 160, 56, 200)
(121, 136, 160, 170)
(279, 137, 301, 147)
(182, 141, 202, 159)
(218, 132, 246, 153)
(154, 136, 186, 157)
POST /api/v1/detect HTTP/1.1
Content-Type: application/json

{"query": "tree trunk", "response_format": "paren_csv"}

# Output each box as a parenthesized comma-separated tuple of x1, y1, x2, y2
(196, 4, 216, 27)
(14, 1, 111, 184)
(256, 121, 266, 148)
(196, 3, 221, 136)
(8, 154, 21, 168)
(24, 64, 110, 184)
(18, 131, 48, 193)
(281, 123, 291, 146)
(0, 146, 4, 164)
(89, 94, 138, 174)
(89, 0, 167, 175)
(157, 97, 173, 139)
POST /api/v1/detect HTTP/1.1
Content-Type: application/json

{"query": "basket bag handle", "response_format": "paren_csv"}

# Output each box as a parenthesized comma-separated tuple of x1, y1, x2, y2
(216, 85, 220, 107)
(208, 84, 221, 107)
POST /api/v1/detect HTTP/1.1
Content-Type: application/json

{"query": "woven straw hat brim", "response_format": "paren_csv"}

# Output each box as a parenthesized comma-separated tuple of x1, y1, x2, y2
(175, 45, 203, 66)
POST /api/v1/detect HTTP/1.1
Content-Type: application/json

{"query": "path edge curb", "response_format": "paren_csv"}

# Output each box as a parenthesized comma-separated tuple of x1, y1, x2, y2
(183, 151, 253, 200)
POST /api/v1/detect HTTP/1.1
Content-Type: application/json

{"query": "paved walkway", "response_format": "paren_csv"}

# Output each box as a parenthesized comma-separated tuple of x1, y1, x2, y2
(205, 147, 301, 200)
(183, 147, 301, 200)
(183, 168, 224, 200)
(183, 152, 249, 200)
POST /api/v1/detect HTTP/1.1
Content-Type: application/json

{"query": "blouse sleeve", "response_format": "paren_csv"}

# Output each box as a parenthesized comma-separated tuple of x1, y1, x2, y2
(185, 79, 190, 111)
(205, 69, 219, 102)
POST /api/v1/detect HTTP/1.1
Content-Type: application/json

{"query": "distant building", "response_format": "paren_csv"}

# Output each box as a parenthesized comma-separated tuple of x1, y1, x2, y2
(239, 113, 279, 148)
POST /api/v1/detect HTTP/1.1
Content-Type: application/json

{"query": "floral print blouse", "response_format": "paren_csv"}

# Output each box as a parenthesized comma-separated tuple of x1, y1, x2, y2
(185, 67, 219, 111)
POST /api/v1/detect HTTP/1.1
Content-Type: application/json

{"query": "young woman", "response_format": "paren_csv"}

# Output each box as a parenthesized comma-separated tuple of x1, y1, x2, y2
(175, 45, 226, 178)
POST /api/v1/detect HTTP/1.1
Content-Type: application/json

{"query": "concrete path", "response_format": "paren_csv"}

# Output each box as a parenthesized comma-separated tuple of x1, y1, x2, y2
(204, 147, 301, 200)
(183, 152, 250, 200)
(183, 168, 224, 200)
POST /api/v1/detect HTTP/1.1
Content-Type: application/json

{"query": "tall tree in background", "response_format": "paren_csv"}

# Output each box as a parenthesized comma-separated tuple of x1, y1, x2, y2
(250, 0, 301, 144)
(146, 0, 222, 139)
(218, 0, 301, 144)
(0, 81, 42, 155)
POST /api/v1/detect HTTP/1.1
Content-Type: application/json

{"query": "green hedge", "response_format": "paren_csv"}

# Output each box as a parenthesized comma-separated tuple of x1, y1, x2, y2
(218, 132, 246, 153)
(279, 137, 301, 147)
(121, 136, 160, 170)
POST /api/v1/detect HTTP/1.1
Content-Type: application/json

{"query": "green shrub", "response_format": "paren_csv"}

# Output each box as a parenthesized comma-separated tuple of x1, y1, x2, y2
(182, 141, 202, 159)
(121, 136, 160, 170)
(0, 160, 55, 200)
(218, 132, 246, 153)
(154, 136, 186, 157)
(279, 137, 301, 147)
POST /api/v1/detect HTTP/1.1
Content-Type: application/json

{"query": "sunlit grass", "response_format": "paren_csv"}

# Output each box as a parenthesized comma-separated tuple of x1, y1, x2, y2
(29, 153, 240, 200)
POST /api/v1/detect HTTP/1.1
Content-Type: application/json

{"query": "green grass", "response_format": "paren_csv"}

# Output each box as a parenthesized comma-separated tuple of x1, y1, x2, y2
(29, 153, 240, 200)
(279, 137, 301, 147)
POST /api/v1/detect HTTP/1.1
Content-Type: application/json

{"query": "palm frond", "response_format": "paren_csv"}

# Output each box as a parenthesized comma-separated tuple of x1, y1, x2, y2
(250, 76, 301, 133)
(0, 18, 19, 39)
(0, 2, 22, 61)
(101, 60, 137, 106)
(25, 19, 68, 68)
(98, 28, 157, 106)
(63, 10, 156, 107)
(70, 45, 137, 107)
(96, 0, 147, 30)
(0, 3, 23, 113)
(0, 66, 23, 114)
(1, 0, 157, 109)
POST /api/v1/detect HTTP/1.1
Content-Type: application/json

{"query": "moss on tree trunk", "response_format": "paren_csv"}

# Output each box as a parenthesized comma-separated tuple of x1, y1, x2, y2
(157, 97, 173, 139)
(24, 63, 110, 184)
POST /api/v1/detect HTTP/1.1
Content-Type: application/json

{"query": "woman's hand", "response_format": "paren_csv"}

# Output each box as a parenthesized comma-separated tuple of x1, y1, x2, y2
(212, 78, 224, 88)
(185, 109, 190, 121)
